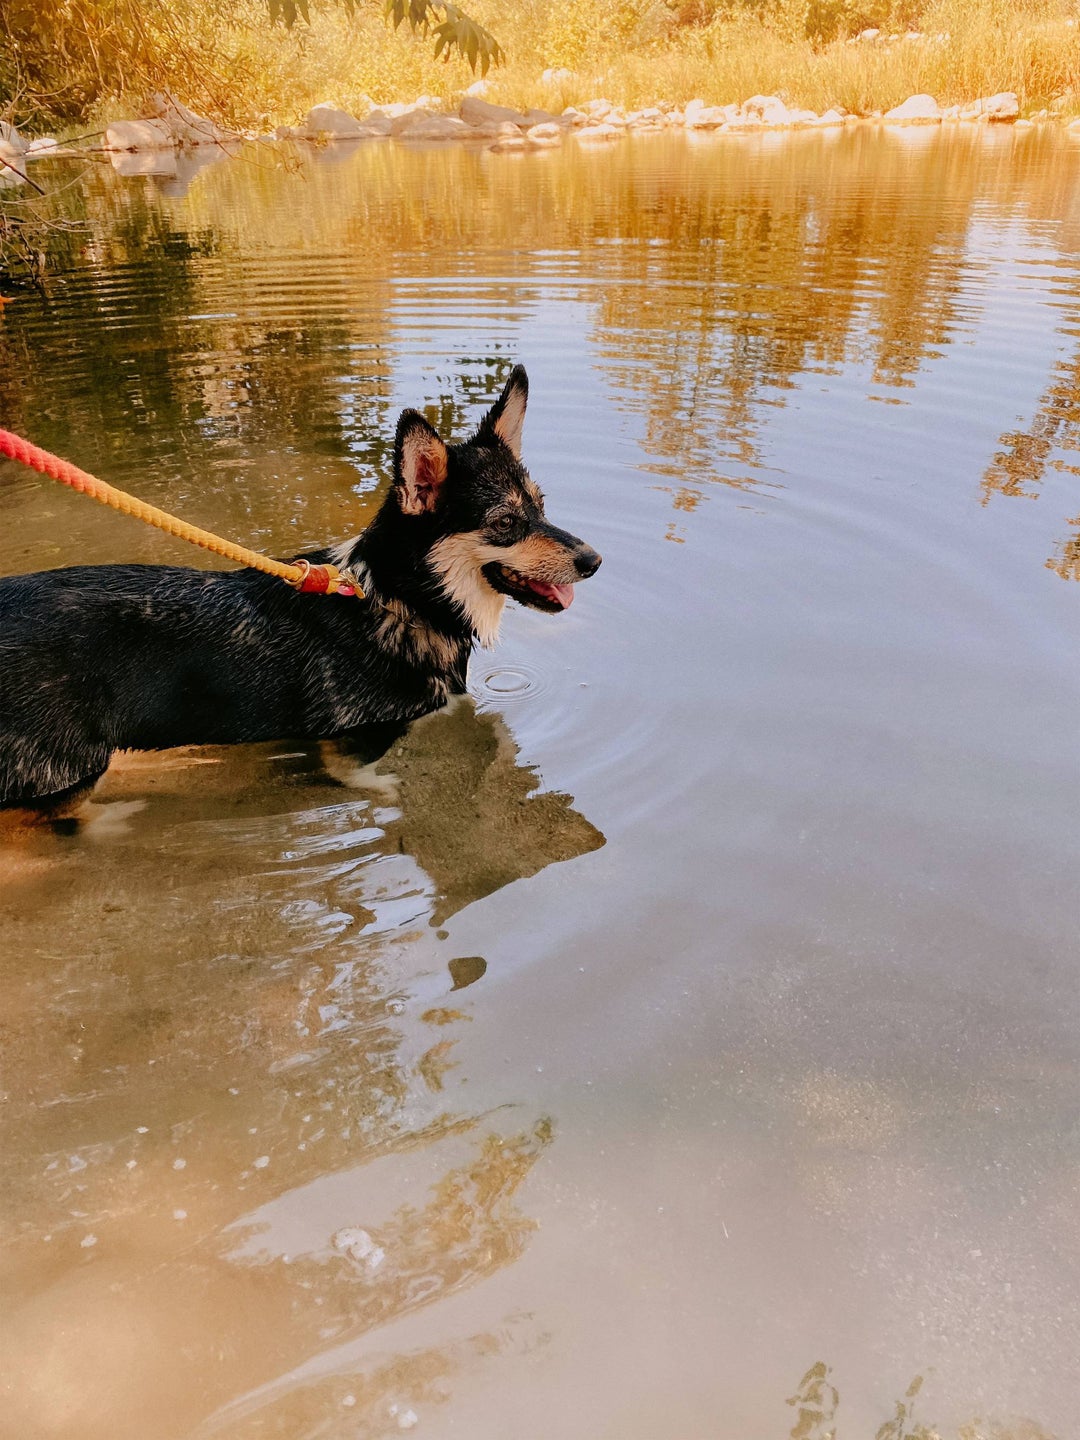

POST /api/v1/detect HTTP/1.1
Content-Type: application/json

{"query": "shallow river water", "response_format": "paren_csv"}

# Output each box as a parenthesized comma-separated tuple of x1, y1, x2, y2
(2, 126, 1080, 1439)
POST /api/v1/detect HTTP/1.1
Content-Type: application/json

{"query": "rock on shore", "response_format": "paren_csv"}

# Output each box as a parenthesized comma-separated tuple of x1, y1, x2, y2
(104, 93, 237, 151)
(4, 85, 1032, 168)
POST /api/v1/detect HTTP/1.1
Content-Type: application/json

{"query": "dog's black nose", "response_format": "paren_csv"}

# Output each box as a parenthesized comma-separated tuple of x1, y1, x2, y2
(574, 547, 602, 578)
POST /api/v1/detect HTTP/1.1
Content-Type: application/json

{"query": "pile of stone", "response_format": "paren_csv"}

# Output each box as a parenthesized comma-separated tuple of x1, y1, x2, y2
(559, 90, 1020, 135)
(0, 83, 1032, 180)
(260, 88, 1024, 150)
(103, 93, 238, 152)
(877, 92, 1020, 124)
(273, 96, 573, 151)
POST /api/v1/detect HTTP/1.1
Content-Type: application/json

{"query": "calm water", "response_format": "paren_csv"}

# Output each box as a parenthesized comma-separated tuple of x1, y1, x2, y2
(2, 127, 1080, 1439)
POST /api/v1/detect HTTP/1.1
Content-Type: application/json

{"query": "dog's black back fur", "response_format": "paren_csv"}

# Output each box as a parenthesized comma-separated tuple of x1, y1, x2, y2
(0, 367, 600, 807)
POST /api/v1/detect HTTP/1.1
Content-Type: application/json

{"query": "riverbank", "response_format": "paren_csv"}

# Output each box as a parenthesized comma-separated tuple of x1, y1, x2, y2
(0, 84, 1066, 186)
(3, 0, 1080, 143)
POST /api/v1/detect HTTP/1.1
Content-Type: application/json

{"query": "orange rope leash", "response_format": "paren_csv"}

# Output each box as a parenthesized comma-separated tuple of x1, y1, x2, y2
(0, 428, 362, 598)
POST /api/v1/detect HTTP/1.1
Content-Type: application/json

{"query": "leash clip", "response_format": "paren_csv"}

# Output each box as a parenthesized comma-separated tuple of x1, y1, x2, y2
(285, 559, 363, 598)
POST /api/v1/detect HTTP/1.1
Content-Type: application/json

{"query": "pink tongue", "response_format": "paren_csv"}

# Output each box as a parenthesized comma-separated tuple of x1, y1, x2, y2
(529, 579, 574, 609)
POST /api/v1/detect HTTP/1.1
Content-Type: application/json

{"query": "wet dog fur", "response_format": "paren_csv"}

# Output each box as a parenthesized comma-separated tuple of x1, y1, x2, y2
(0, 367, 601, 808)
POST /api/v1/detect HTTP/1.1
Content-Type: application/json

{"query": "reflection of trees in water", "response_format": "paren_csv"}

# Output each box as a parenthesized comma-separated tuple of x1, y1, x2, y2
(981, 344, 1080, 581)
(0, 701, 601, 1436)
(785, 1363, 1055, 1440)
(590, 130, 982, 498)
(9, 131, 1080, 567)
(9, 131, 1078, 551)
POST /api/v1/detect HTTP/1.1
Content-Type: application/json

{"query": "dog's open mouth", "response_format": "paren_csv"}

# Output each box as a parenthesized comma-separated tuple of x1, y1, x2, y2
(482, 562, 575, 613)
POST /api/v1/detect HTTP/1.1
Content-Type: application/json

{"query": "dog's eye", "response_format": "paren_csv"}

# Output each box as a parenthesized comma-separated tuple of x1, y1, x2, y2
(492, 514, 516, 535)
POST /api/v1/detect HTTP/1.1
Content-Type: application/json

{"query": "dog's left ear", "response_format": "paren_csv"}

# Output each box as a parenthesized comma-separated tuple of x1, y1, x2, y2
(481, 365, 528, 459)
(394, 410, 449, 515)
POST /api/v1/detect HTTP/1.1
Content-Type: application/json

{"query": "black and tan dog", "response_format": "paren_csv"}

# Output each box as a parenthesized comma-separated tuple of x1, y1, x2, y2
(0, 367, 600, 808)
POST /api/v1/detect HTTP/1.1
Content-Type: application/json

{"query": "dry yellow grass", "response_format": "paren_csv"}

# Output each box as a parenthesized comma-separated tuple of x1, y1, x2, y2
(23, 0, 1080, 133)
(478, 0, 1080, 117)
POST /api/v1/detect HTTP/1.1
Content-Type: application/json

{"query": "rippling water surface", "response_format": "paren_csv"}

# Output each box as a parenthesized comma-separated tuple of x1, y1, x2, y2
(3, 127, 1080, 1439)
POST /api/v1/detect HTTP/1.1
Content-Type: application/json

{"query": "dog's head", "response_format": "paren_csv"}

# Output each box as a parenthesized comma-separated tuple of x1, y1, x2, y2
(390, 365, 601, 646)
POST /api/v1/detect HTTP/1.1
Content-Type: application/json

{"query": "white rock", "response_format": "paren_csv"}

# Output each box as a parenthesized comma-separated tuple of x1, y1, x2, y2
(812, 108, 845, 126)
(884, 94, 942, 124)
(301, 104, 367, 137)
(489, 134, 526, 152)
(735, 95, 798, 127)
(858, 27, 881, 41)
(149, 92, 233, 145)
(0, 158, 25, 190)
(727, 112, 764, 131)
(417, 115, 474, 140)
(0, 120, 27, 153)
(982, 91, 1020, 121)
(526, 122, 563, 146)
(464, 78, 490, 97)
(561, 106, 589, 127)
(684, 99, 728, 129)
(960, 92, 1019, 122)
(1068, 116, 1080, 129)
(461, 95, 528, 128)
(521, 107, 567, 128)
(470, 118, 522, 138)
(354, 109, 392, 137)
(541, 68, 574, 85)
(575, 122, 621, 142)
(1014, 118, 1035, 129)
(584, 99, 614, 118)
(388, 107, 436, 134)
(105, 118, 174, 151)
(392, 110, 470, 140)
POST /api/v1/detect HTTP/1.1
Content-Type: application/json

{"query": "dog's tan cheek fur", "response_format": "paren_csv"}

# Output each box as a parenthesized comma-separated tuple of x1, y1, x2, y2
(428, 533, 506, 649)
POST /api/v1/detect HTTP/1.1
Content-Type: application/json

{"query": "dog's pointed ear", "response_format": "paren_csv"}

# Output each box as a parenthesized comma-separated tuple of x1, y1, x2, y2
(482, 365, 528, 459)
(394, 410, 449, 516)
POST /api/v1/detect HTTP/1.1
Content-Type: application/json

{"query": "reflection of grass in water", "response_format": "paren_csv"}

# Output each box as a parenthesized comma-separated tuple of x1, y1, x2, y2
(785, 1363, 1057, 1440)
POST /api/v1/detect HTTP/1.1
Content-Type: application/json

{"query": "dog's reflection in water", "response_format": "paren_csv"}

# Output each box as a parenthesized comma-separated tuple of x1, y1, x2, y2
(0, 698, 603, 1440)
(322, 696, 605, 927)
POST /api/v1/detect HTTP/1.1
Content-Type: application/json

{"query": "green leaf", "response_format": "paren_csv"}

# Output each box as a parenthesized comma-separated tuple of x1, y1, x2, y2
(271, 0, 503, 67)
